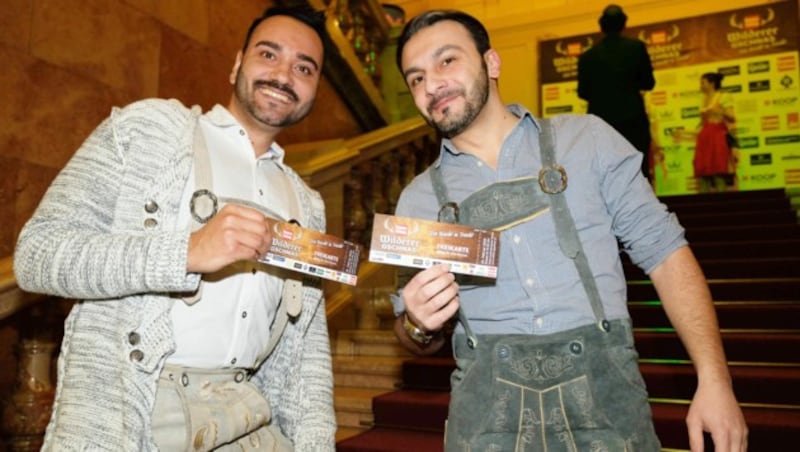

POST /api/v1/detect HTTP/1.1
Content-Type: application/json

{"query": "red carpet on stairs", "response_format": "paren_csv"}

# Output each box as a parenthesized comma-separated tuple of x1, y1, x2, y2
(336, 188, 800, 452)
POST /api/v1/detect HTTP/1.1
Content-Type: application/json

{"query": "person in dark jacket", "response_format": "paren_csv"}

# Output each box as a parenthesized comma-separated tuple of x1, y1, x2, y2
(578, 4, 655, 180)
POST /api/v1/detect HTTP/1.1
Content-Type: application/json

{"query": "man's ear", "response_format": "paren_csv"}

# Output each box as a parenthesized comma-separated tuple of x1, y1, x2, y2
(484, 49, 501, 79)
(229, 51, 243, 85)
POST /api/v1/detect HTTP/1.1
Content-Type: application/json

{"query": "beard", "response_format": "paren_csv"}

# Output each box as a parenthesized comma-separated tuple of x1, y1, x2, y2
(234, 67, 314, 128)
(425, 63, 490, 138)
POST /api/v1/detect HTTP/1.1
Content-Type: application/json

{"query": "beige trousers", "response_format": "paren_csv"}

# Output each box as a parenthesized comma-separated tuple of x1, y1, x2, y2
(151, 365, 293, 451)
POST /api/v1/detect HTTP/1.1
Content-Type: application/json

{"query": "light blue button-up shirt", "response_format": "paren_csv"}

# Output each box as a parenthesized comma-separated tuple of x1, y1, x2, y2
(392, 105, 686, 335)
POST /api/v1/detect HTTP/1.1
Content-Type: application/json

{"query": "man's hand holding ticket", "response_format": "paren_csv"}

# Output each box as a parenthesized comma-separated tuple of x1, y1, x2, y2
(368, 214, 499, 278)
(258, 218, 361, 285)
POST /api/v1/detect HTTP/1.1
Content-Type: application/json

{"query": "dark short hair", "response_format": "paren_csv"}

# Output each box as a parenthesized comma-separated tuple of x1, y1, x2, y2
(241, 5, 327, 54)
(396, 10, 491, 72)
(599, 4, 627, 34)
(702, 72, 724, 90)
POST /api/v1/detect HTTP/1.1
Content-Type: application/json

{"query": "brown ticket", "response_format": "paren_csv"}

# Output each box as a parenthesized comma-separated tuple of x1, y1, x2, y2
(258, 218, 361, 285)
(368, 214, 499, 278)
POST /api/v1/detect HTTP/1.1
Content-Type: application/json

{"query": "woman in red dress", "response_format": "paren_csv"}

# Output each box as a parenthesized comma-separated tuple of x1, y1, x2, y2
(689, 72, 738, 192)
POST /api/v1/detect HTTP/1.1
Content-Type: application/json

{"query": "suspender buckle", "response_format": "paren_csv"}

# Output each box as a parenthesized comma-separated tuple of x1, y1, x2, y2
(538, 164, 568, 194)
(190, 189, 219, 223)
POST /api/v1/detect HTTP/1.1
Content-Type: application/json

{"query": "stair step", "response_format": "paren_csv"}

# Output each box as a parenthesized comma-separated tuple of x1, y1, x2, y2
(336, 426, 370, 444)
(336, 329, 412, 357)
(660, 188, 787, 205)
(335, 387, 391, 413)
(651, 400, 800, 451)
(634, 329, 800, 364)
(628, 301, 800, 329)
(372, 389, 449, 432)
(333, 355, 406, 390)
(640, 362, 800, 405)
(684, 223, 800, 242)
(665, 196, 791, 215)
(676, 209, 797, 228)
(625, 257, 800, 279)
(336, 427, 444, 452)
(627, 278, 800, 301)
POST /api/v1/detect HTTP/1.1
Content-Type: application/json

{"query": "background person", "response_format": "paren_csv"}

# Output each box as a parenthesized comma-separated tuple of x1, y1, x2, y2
(578, 4, 656, 180)
(674, 72, 739, 192)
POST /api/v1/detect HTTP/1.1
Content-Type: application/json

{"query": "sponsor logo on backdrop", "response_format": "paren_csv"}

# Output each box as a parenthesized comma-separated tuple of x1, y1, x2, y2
(681, 107, 701, 119)
(748, 61, 770, 73)
(749, 80, 771, 92)
(547, 37, 594, 81)
(664, 126, 685, 138)
(544, 86, 560, 101)
(786, 169, 800, 185)
(545, 105, 573, 115)
(777, 55, 797, 71)
(742, 172, 778, 183)
(650, 91, 667, 105)
(667, 160, 683, 172)
(719, 65, 741, 76)
(765, 96, 798, 107)
(639, 25, 687, 67)
(788, 112, 799, 129)
(765, 135, 800, 145)
(727, 8, 786, 54)
(782, 154, 800, 161)
(555, 38, 592, 57)
(777, 75, 795, 90)
(750, 153, 773, 165)
(761, 115, 780, 131)
(722, 85, 743, 93)
(657, 109, 676, 121)
(738, 136, 759, 149)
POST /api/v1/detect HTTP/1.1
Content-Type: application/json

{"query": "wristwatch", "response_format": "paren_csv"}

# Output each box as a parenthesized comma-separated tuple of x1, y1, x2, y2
(403, 314, 434, 345)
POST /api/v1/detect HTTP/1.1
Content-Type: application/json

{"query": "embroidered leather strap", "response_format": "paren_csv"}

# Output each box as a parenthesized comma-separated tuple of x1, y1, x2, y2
(430, 118, 610, 344)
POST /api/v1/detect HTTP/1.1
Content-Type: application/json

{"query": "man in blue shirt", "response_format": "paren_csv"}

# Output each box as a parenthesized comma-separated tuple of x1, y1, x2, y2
(390, 9, 747, 451)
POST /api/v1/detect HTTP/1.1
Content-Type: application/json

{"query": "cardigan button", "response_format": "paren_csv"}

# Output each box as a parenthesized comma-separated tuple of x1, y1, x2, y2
(144, 218, 158, 228)
(128, 332, 141, 345)
(144, 200, 159, 213)
(129, 350, 144, 362)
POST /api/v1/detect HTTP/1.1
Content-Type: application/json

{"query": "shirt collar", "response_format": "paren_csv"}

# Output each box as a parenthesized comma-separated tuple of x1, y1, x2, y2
(203, 104, 286, 163)
(433, 103, 541, 168)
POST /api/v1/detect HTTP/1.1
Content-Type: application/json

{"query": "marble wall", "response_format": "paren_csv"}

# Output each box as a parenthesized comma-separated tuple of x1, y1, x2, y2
(0, 0, 363, 257)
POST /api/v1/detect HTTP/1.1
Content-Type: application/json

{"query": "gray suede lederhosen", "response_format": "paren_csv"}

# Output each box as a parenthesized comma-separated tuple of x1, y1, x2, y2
(151, 123, 300, 452)
(432, 118, 660, 451)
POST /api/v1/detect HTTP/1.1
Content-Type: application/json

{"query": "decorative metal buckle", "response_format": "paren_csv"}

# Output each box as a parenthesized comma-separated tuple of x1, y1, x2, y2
(437, 201, 460, 224)
(190, 189, 218, 224)
(538, 164, 568, 194)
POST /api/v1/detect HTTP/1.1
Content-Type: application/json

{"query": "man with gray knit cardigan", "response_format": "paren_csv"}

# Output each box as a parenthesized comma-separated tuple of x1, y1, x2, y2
(14, 5, 335, 451)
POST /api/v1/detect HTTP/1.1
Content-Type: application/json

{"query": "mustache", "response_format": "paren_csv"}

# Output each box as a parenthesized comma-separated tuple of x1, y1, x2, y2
(427, 89, 462, 115)
(255, 80, 299, 102)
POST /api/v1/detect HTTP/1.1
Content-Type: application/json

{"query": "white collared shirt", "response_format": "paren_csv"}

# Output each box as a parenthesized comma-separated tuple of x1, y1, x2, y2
(167, 105, 301, 368)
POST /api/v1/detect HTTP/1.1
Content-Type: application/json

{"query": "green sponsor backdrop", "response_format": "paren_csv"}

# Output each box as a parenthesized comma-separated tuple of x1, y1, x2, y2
(539, 1, 800, 195)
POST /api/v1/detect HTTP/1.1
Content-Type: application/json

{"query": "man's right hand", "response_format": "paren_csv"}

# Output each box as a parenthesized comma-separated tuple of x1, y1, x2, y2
(402, 263, 460, 335)
(186, 204, 273, 273)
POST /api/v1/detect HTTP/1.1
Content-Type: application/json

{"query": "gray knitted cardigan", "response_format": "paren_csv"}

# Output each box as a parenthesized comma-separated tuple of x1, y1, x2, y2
(13, 99, 336, 451)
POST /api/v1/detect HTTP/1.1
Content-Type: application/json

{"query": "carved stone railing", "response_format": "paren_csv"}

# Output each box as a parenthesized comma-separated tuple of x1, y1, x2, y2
(0, 116, 438, 449)
(0, 257, 63, 452)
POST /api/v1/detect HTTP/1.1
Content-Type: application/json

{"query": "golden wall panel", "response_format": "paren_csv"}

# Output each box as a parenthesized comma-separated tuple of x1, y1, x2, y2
(0, 0, 33, 52)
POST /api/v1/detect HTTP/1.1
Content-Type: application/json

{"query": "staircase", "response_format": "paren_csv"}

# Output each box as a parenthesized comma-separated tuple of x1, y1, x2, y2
(335, 188, 800, 451)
